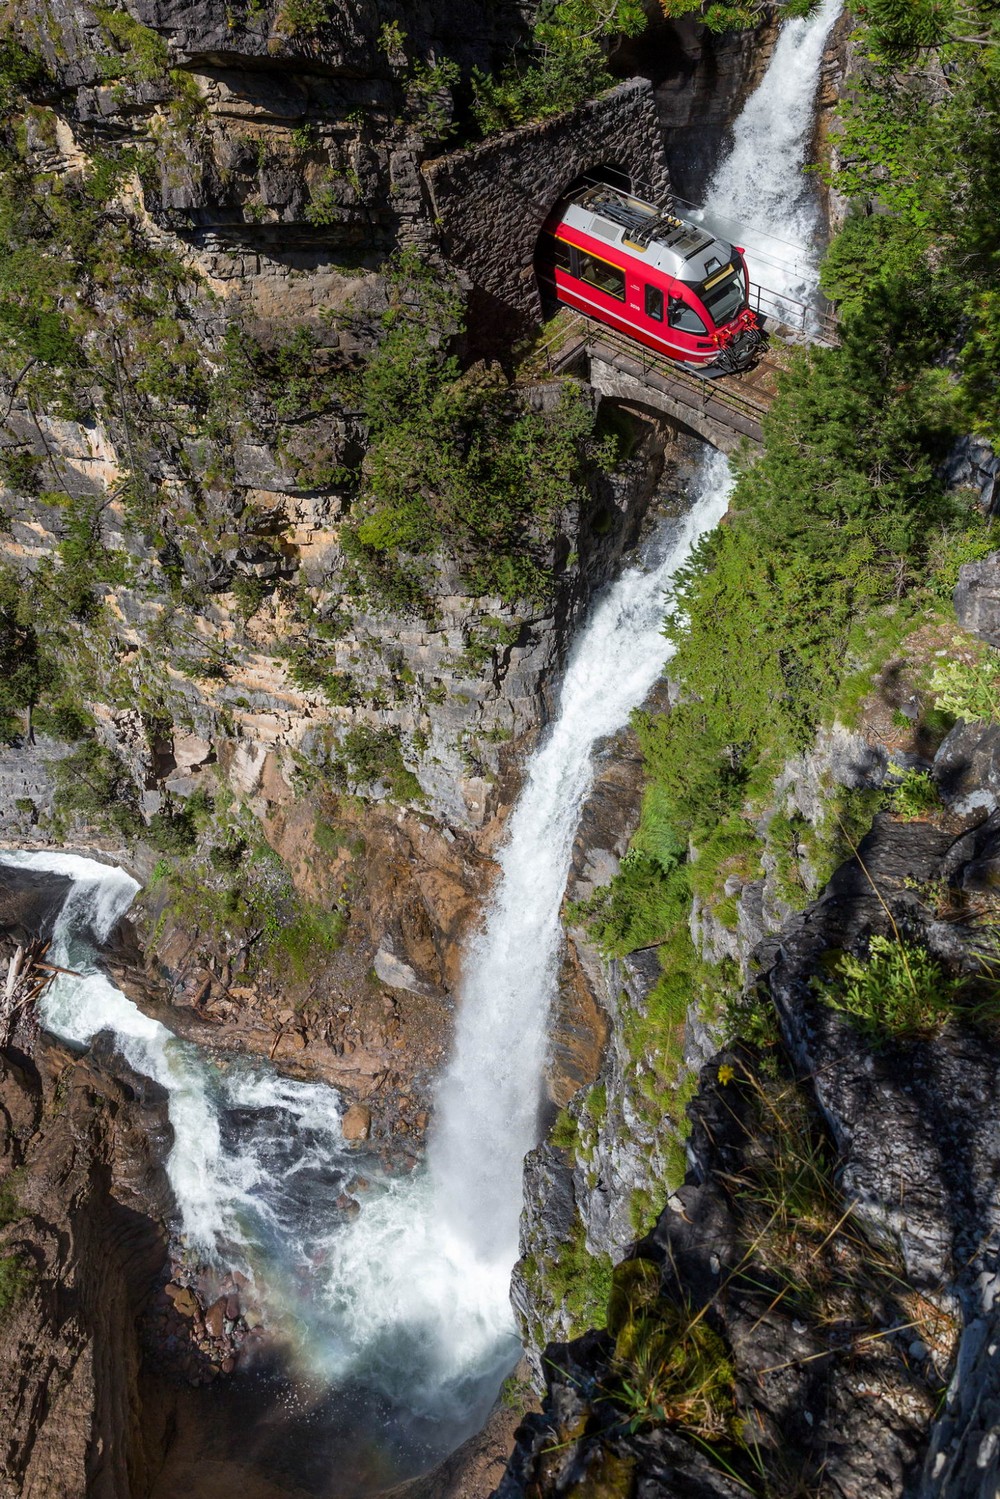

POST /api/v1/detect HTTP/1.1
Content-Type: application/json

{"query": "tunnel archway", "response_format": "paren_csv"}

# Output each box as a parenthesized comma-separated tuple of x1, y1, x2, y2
(532, 160, 636, 324)
(421, 79, 671, 357)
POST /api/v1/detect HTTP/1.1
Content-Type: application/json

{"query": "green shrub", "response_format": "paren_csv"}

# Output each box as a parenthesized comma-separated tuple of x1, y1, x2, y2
(304, 182, 341, 226)
(0, 41, 48, 114)
(887, 765, 940, 821)
(931, 655, 1000, 724)
(53, 740, 142, 838)
(96, 9, 169, 83)
(275, 905, 347, 978)
(275, 0, 332, 35)
(820, 935, 962, 1043)
(470, 0, 646, 136)
(208, 839, 246, 874)
(343, 251, 608, 607)
(0, 1252, 34, 1315)
(284, 646, 355, 707)
(0, 566, 57, 740)
(330, 725, 421, 803)
(607, 1259, 736, 1439)
(550, 1107, 579, 1152)
(0, 1169, 25, 1227)
(545, 1223, 614, 1335)
(147, 801, 199, 854)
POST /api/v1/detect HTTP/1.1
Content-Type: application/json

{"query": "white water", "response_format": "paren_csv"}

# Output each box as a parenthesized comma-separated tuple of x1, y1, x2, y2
(696, 0, 843, 314)
(0, 848, 352, 1277)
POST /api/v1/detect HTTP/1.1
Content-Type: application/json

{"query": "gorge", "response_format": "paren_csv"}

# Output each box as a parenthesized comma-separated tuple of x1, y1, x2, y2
(2, 1, 1000, 1497)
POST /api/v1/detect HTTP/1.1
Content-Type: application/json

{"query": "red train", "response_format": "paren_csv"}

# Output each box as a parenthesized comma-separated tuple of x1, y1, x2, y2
(537, 183, 767, 376)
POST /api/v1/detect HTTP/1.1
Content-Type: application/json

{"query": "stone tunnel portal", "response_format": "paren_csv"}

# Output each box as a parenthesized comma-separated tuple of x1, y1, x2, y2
(421, 78, 672, 355)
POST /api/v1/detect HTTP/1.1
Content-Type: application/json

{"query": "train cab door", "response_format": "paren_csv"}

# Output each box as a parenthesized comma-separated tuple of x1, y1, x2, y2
(666, 288, 713, 364)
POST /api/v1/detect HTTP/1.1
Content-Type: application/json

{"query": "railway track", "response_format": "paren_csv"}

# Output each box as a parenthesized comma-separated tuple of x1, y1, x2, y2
(540, 311, 795, 449)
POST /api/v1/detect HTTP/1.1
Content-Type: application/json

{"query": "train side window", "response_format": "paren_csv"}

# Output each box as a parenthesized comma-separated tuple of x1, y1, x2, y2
(553, 237, 572, 271)
(577, 252, 626, 302)
(668, 296, 708, 335)
(645, 285, 664, 322)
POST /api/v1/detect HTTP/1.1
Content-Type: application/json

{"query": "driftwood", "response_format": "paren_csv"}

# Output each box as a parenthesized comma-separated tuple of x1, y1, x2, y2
(1, 940, 78, 1047)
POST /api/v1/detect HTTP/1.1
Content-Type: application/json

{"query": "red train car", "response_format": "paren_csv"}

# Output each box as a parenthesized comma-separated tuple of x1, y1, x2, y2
(537, 183, 766, 376)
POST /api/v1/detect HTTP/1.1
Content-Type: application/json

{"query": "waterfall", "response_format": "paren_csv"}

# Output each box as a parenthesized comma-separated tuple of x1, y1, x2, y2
(696, 0, 843, 311)
(0, 848, 354, 1294)
(0, 447, 733, 1463)
(313, 446, 735, 1424)
(429, 453, 735, 1258)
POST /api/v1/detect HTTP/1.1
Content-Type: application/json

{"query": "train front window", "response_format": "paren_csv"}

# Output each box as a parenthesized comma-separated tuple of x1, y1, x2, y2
(695, 267, 745, 327)
(577, 252, 626, 302)
(668, 297, 707, 335)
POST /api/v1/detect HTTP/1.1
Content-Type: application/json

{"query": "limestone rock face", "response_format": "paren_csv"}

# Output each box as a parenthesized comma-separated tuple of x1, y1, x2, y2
(640, 14, 775, 197)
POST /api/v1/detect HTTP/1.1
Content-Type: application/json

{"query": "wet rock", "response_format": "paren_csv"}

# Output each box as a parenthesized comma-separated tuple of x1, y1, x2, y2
(165, 1282, 198, 1318)
(0, 863, 75, 945)
(341, 1103, 371, 1141)
(205, 1297, 226, 1339)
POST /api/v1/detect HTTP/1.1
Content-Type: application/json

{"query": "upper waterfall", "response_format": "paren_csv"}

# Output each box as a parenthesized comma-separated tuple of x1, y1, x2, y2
(698, 0, 844, 310)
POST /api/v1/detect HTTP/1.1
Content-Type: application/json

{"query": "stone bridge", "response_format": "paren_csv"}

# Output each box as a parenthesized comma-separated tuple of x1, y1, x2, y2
(549, 321, 776, 454)
(422, 79, 671, 349)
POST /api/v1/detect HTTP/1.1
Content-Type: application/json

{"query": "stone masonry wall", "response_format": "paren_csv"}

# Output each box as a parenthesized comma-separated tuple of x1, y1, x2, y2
(422, 79, 672, 349)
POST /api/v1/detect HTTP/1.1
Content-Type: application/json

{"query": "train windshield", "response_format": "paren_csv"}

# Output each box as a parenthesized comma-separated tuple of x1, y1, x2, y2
(690, 265, 746, 328)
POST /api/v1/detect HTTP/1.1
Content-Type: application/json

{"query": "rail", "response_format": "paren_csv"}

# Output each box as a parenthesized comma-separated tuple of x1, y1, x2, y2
(535, 313, 776, 449)
(747, 281, 839, 347)
(580, 323, 773, 427)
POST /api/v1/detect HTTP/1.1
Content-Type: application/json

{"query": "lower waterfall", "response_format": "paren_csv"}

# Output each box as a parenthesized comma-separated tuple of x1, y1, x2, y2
(0, 447, 733, 1483)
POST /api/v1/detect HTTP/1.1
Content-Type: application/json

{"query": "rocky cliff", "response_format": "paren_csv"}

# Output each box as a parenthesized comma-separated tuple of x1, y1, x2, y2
(0, 880, 177, 1499)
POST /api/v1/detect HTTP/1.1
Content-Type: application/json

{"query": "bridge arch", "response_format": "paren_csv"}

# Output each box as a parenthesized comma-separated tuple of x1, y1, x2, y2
(422, 79, 671, 352)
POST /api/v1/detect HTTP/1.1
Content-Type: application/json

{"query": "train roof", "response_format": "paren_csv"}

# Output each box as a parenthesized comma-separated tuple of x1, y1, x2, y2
(555, 185, 736, 285)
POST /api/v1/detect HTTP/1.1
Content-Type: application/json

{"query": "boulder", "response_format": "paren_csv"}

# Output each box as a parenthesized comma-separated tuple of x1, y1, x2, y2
(934, 722, 1000, 819)
(341, 1103, 371, 1142)
(205, 1297, 226, 1339)
(165, 1284, 198, 1318)
(955, 553, 1000, 647)
(373, 944, 440, 998)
